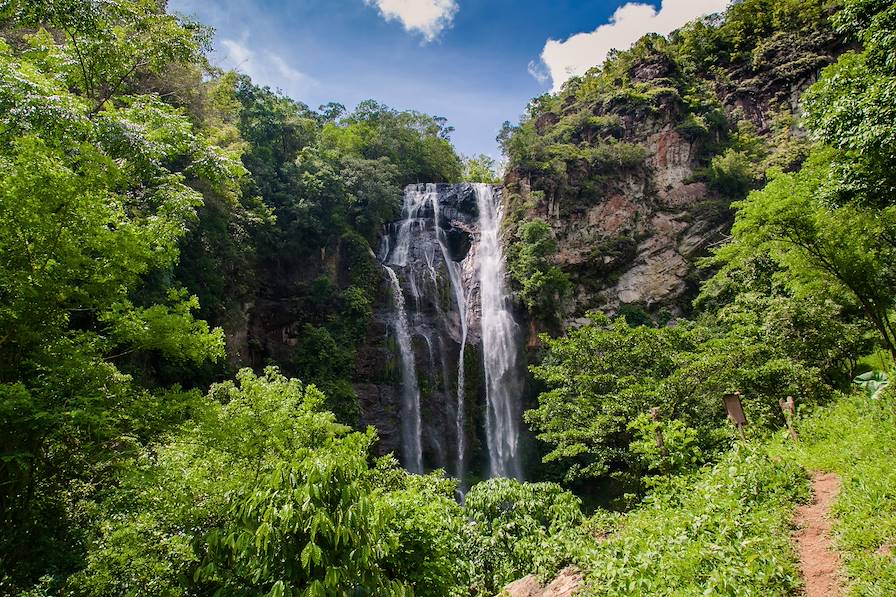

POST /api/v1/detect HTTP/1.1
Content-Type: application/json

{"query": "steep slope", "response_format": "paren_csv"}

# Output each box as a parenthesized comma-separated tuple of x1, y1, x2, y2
(501, 0, 845, 326)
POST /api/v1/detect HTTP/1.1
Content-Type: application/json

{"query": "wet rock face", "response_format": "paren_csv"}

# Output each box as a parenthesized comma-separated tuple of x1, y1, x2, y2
(356, 184, 493, 472)
(425, 183, 480, 229)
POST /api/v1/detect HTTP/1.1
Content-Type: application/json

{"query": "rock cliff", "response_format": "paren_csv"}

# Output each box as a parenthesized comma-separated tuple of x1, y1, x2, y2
(502, 20, 843, 324)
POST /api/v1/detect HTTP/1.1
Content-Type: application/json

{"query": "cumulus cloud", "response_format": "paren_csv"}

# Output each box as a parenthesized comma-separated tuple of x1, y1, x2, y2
(364, 0, 459, 42)
(535, 0, 729, 91)
(219, 34, 317, 98)
(527, 60, 549, 85)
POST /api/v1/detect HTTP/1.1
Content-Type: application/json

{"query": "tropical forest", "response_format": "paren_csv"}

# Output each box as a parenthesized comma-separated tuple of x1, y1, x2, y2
(2, 0, 896, 595)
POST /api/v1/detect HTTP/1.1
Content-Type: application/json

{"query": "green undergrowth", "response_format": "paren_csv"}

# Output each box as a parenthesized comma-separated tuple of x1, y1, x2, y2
(568, 392, 896, 596)
(770, 393, 896, 596)
(576, 444, 808, 596)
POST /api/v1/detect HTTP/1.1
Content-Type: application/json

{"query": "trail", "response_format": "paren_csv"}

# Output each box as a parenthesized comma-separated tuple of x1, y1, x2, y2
(794, 472, 843, 597)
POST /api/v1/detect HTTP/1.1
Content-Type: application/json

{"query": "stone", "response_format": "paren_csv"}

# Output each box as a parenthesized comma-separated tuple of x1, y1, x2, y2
(499, 567, 583, 597)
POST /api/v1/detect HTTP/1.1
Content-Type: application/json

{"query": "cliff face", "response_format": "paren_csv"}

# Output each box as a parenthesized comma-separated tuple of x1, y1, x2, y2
(503, 16, 843, 324)
(354, 184, 483, 465)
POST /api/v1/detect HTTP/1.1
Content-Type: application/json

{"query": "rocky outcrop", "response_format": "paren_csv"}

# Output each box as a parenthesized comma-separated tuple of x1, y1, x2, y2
(518, 122, 729, 318)
(500, 567, 582, 597)
(506, 30, 843, 324)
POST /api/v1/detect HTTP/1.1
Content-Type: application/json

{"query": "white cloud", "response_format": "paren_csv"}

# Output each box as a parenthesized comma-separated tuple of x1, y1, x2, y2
(527, 60, 549, 85)
(219, 37, 253, 69)
(219, 34, 317, 98)
(535, 0, 730, 91)
(364, 0, 459, 42)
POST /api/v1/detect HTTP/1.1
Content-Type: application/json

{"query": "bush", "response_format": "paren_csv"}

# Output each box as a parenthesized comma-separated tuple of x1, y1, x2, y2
(462, 478, 587, 594)
(580, 445, 808, 595)
(507, 219, 571, 324)
(708, 148, 760, 197)
(527, 305, 840, 485)
(65, 369, 467, 596)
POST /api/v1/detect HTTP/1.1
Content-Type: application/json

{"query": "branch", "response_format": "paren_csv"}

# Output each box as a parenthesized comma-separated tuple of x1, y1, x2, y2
(62, 25, 93, 98)
(88, 58, 148, 117)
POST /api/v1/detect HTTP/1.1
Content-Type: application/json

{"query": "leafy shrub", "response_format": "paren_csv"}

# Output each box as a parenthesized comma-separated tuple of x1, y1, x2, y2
(628, 414, 705, 475)
(462, 478, 587, 594)
(580, 445, 808, 596)
(507, 219, 571, 324)
(372, 463, 470, 596)
(708, 148, 760, 197)
(65, 369, 462, 596)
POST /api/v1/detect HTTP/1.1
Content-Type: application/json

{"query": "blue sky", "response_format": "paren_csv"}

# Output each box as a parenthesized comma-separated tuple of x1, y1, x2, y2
(169, 0, 728, 158)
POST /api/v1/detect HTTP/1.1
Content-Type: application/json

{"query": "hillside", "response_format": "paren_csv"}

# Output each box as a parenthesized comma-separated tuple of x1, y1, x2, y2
(2, 0, 896, 595)
(500, 0, 844, 327)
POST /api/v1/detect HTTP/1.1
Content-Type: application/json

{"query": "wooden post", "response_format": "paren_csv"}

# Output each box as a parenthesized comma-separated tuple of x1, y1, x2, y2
(723, 391, 747, 441)
(650, 407, 668, 456)
(650, 407, 669, 474)
(779, 396, 798, 442)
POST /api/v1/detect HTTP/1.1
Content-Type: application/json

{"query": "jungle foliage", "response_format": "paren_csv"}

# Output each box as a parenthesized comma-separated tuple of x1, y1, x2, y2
(0, 0, 470, 592)
(3, 0, 896, 595)
(526, 0, 895, 491)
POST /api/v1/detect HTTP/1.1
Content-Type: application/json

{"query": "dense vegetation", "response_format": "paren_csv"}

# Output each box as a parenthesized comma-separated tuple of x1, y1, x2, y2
(2, 0, 896, 594)
(0, 0, 470, 591)
(516, 0, 896, 595)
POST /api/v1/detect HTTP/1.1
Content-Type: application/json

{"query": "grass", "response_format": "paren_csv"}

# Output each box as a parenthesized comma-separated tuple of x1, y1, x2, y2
(577, 444, 809, 596)
(856, 350, 893, 375)
(772, 394, 896, 596)
(572, 392, 896, 596)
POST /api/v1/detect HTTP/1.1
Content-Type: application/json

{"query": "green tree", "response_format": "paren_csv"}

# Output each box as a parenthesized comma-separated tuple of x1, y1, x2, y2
(526, 309, 839, 484)
(6, 0, 211, 111)
(526, 315, 698, 482)
(714, 150, 896, 361)
(462, 478, 586, 594)
(463, 154, 501, 183)
(70, 369, 473, 596)
(801, 0, 896, 209)
(0, 7, 238, 585)
(507, 219, 571, 324)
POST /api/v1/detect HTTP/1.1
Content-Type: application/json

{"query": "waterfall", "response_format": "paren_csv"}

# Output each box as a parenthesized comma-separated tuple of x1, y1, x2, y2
(378, 183, 524, 481)
(383, 265, 423, 474)
(475, 183, 524, 480)
(429, 190, 470, 481)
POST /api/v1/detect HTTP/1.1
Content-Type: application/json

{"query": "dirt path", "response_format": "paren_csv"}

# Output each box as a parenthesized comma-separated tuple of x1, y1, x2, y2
(794, 472, 843, 597)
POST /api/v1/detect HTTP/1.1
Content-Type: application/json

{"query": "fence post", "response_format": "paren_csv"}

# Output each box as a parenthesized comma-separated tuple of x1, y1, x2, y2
(650, 407, 669, 473)
(723, 391, 747, 441)
(779, 396, 798, 442)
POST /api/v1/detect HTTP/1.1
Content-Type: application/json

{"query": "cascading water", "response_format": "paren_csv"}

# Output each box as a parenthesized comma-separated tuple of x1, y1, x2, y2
(430, 191, 470, 481)
(474, 184, 524, 480)
(378, 183, 524, 481)
(381, 189, 432, 473)
(383, 265, 423, 474)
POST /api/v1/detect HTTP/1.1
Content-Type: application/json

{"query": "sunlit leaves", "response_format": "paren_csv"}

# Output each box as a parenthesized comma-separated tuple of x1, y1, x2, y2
(463, 478, 586, 594)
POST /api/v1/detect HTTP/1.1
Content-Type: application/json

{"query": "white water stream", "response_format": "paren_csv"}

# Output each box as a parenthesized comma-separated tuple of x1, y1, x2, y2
(380, 184, 523, 480)
(475, 184, 524, 480)
(383, 264, 423, 474)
